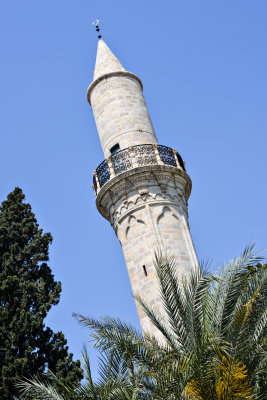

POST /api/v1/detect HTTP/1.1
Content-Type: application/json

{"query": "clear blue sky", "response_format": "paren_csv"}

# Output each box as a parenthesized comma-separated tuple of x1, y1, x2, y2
(1, 1, 266, 378)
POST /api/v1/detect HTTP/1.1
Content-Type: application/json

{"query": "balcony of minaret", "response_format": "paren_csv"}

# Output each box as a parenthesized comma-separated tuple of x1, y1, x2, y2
(92, 143, 192, 229)
(93, 144, 186, 195)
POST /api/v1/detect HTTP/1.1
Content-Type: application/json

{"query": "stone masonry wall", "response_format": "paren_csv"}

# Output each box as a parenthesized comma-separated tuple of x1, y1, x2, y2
(90, 74, 157, 158)
(96, 166, 199, 341)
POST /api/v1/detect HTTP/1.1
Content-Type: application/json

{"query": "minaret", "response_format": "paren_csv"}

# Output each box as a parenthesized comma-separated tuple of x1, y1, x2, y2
(88, 39, 198, 340)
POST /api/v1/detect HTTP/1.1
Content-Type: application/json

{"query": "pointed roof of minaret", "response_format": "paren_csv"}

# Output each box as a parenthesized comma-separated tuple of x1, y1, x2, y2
(93, 39, 126, 81)
(87, 39, 143, 104)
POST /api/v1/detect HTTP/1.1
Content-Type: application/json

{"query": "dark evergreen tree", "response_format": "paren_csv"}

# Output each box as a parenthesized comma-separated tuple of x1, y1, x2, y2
(0, 187, 83, 399)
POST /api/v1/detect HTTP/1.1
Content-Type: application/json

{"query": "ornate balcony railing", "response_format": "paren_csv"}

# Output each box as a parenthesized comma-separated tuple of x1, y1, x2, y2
(93, 144, 185, 195)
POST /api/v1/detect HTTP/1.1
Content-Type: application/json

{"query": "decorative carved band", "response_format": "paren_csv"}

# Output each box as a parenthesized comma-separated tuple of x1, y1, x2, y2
(94, 165, 192, 227)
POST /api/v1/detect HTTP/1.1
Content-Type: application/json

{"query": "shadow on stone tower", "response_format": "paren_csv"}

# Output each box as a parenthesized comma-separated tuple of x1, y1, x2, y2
(87, 39, 199, 340)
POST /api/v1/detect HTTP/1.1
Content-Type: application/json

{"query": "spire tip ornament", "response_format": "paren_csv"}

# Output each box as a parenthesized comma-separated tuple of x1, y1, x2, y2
(92, 19, 102, 39)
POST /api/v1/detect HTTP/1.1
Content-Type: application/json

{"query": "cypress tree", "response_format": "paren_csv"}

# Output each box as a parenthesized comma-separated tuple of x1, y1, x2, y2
(0, 188, 83, 399)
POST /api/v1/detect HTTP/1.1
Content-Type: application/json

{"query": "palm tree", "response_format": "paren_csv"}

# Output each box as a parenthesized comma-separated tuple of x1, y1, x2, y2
(142, 245, 267, 398)
(76, 245, 266, 399)
(17, 245, 267, 399)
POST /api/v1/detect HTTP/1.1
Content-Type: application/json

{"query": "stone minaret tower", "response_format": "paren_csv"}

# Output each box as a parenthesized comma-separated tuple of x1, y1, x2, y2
(88, 40, 198, 340)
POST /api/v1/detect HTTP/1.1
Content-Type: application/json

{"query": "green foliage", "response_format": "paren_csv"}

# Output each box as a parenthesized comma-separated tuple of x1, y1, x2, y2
(17, 245, 267, 399)
(136, 247, 267, 399)
(17, 344, 150, 400)
(0, 188, 83, 399)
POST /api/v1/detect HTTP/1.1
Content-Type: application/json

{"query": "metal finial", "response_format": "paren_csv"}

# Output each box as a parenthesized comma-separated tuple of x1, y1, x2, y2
(92, 19, 102, 39)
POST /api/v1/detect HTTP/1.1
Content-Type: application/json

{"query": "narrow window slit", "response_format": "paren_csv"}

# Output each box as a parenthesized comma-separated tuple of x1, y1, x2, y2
(143, 265, 148, 276)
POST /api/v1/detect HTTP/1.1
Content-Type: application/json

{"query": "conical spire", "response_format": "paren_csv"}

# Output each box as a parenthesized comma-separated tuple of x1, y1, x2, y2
(93, 39, 126, 81)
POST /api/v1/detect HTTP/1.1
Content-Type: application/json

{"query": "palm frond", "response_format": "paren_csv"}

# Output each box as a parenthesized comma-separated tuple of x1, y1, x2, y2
(135, 293, 180, 349)
(81, 344, 97, 397)
(153, 251, 193, 351)
(214, 245, 261, 337)
(17, 377, 66, 400)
